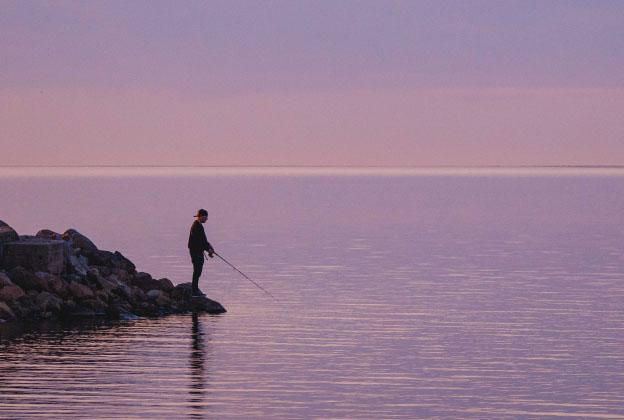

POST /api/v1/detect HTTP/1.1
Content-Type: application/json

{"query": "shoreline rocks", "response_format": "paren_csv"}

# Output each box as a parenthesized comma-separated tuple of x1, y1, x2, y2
(0, 220, 226, 323)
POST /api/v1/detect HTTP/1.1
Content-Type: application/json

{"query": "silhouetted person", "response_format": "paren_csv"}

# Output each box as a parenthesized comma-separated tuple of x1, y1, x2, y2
(188, 209, 215, 297)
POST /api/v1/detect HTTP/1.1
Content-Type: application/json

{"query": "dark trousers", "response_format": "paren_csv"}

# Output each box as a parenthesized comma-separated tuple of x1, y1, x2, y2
(191, 252, 204, 293)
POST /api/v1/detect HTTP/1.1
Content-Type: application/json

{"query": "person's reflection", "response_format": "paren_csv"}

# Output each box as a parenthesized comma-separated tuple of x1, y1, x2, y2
(189, 312, 207, 417)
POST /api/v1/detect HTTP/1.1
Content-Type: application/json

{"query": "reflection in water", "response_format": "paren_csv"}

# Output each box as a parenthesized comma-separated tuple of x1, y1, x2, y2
(189, 312, 208, 417)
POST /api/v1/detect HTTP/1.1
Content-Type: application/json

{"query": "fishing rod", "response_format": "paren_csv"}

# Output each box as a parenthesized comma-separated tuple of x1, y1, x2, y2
(205, 251, 278, 302)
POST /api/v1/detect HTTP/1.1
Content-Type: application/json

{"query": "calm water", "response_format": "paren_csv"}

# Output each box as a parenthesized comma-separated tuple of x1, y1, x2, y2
(1, 167, 624, 418)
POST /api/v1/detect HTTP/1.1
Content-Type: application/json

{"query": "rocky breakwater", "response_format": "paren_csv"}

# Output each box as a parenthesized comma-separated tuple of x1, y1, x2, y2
(0, 220, 225, 323)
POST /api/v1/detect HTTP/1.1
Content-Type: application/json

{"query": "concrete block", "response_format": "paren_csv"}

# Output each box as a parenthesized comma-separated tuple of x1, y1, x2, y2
(3, 237, 65, 275)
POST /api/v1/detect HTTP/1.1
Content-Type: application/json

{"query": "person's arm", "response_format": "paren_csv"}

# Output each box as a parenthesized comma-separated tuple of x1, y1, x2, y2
(201, 227, 215, 256)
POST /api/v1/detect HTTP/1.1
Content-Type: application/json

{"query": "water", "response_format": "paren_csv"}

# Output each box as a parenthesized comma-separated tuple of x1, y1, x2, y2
(1, 167, 624, 418)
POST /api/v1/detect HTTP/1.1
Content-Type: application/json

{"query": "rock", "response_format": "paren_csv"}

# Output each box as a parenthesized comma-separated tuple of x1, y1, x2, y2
(146, 289, 171, 307)
(10, 295, 35, 318)
(95, 290, 111, 303)
(47, 275, 68, 298)
(0, 284, 25, 301)
(62, 229, 98, 252)
(112, 268, 130, 282)
(190, 296, 227, 314)
(0, 221, 19, 263)
(146, 289, 160, 300)
(82, 249, 110, 266)
(35, 291, 63, 313)
(3, 238, 65, 275)
(130, 286, 147, 302)
(36, 229, 63, 240)
(136, 301, 157, 316)
(33, 272, 66, 294)
(66, 253, 89, 277)
(86, 267, 100, 282)
(96, 265, 112, 277)
(8, 266, 40, 290)
(171, 282, 194, 301)
(96, 276, 117, 293)
(59, 299, 77, 317)
(68, 282, 95, 299)
(105, 302, 135, 319)
(0, 223, 226, 322)
(106, 273, 120, 284)
(112, 251, 136, 273)
(113, 283, 132, 300)
(70, 305, 101, 317)
(86, 297, 107, 311)
(0, 271, 13, 287)
(33, 271, 52, 291)
(156, 292, 172, 306)
(132, 272, 161, 292)
(170, 283, 226, 314)
(0, 301, 15, 320)
(156, 278, 174, 291)
(81, 250, 135, 274)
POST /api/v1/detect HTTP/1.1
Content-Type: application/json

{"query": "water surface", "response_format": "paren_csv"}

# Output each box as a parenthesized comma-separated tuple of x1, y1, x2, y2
(1, 167, 623, 418)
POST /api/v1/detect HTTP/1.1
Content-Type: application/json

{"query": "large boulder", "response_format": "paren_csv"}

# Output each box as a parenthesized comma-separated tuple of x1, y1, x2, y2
(81, 249, 136, 274)
(111, 268, 131, 282)
(3, 237, 65, 275)
(170, 282, 226, 315)
(62, 229, 98, 252)
(9, 295, 36, 318)
(0, 301, 15, 320)
(34, 272, 67, 297)
(32, 271, 52, 291)
(95, 275, 117, 293)
(146, 289, 173, 306)
(147, 289, 164, 300)
(105, 301, 136, 320)
(35, 291, 63, 313)
(171, 282, 194, 301)
(0, 221, 19, 269)
(0, 284, 25, 301)
(0, 271, 13, 287)
(191, 295, 227, 314)
(156, 278, 174, 291)
(113, 282, 132, 300)
(8, 266, 40, 290)
(132, 272, 160, 292)
(68, 282, 95, 300)
(36, 229, 63, 240)
(130, 286, 147, 303)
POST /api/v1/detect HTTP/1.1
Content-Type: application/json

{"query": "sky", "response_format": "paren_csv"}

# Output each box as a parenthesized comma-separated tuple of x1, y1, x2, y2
(1, 0, 623, 166)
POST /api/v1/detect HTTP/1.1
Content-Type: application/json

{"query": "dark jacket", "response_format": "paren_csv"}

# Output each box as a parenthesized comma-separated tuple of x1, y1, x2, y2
(188, 220, 213, 255)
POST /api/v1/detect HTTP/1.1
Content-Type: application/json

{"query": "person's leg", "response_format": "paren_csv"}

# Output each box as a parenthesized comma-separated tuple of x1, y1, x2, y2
(191, 254, 204, 294)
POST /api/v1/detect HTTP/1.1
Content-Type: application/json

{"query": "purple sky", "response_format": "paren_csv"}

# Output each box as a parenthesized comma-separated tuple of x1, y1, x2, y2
(1, 0, 623, 166)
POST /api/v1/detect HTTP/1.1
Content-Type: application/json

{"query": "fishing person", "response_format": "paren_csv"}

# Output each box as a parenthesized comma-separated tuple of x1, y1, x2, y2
(188, 209, 215, 297)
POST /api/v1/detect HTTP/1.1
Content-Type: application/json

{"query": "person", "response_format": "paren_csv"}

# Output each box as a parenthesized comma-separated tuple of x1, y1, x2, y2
(188, 209, 215, 297)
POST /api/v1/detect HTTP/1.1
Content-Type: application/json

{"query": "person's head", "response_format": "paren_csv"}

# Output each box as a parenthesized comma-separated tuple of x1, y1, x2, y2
(195, 209, 208, 223)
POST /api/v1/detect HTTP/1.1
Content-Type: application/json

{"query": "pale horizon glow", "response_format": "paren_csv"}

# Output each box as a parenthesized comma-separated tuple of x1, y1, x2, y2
(1, 1, 623, 166)
(2, 166, 624, 179)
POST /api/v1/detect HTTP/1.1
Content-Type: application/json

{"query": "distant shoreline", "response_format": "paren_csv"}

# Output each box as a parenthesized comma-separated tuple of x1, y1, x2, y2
(1, 164, 623, 169)
(2, 165, 624, 178)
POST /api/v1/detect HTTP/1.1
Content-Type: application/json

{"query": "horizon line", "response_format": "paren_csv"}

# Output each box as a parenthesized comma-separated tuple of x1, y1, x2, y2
(1, 164, 624, 169)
